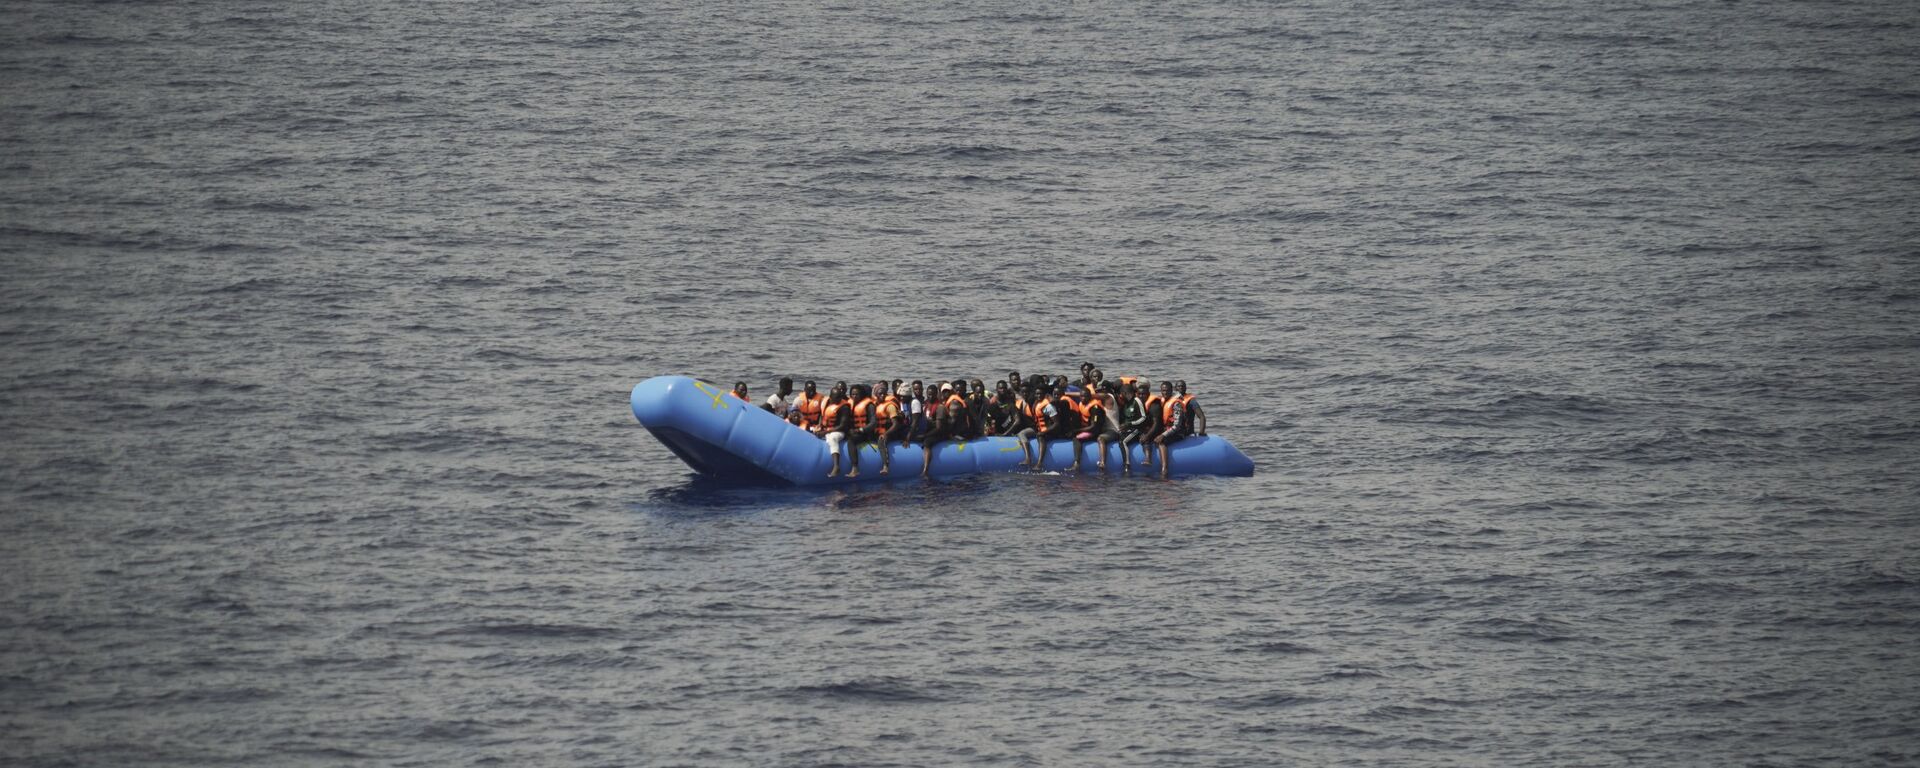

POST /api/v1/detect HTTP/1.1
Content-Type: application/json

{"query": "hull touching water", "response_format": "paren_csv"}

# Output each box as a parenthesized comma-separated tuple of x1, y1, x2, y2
(631, 376, 1255, 486)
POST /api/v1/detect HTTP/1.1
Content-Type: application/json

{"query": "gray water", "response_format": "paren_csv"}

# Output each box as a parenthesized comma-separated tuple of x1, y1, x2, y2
(3, 0, 1918, 765)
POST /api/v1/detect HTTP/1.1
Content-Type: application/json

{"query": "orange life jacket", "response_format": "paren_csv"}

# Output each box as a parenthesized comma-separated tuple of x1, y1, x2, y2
(1118, 376, 1139, 387)
(1028, 400, 1049, 432)
(729, 390, 748, 401)
(1143, 395, 1165, 427)
(820, 401, 846, 433)
(795, 393, 824, 428)
(876, 396, 902, 430)
(1161, 396, 1184, 430)
(1072, 397, 1095, 429)
(851, 397, 874, 430)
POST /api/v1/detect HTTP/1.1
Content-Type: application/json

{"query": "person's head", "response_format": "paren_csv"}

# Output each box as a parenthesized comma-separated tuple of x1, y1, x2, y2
(940, 382, 955, 398)
(1117, 383, 1133, 401)
(995, 380, 1011, 396)
(1007, 371, 1021, 388)
(1175, 379, 1188, 395)
(951, 379, 967, 396)
(1091, 368, 1104, 384)
(1135, 381, 1150, 398)
(732, 381, 748, 396)
(969, 378, 985, 395)
(832, 381, 848, 398)
(891, 378, 904, 395)
(786, 409, 804, 425)
(1159, 381, 1173, 396)
(1054, 375, 1070, 391)
(874, 380, 889, 397)
(778, 377, 793, 394)
(911, 380, 924, 399)
(1080, 361, 1094, 375)
(803, 380, 818, 396)
(1019, 386, 1033, 401)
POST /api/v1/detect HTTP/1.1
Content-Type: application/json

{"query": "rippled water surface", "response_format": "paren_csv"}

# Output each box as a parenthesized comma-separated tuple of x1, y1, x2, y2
(4, 0, 1918, 765)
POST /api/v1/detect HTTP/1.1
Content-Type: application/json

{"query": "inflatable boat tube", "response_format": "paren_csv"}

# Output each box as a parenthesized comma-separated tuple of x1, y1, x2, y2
(631, 376, 1255, 486)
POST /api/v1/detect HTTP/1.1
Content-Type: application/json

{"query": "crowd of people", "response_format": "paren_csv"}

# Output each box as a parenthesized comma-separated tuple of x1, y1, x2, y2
(723, 363, 1207, 480)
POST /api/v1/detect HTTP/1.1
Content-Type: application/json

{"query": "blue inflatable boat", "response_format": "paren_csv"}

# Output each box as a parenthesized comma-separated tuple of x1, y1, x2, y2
(631, 376, 1254, 485)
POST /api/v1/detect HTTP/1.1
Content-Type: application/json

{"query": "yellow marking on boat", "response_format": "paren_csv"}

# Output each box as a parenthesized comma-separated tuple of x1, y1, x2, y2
(691, 380, 730, 410)
(999, 445, 1022, 453)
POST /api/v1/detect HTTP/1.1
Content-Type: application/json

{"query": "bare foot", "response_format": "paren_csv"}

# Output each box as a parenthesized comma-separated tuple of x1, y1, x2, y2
(826, 465, 839, 478)
(848, 469, 860, 478)
(879, 465, 890, 475)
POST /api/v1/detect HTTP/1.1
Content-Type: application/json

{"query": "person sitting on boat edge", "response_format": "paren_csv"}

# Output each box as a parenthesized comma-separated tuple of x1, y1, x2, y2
(941, 382, 970, 439)
(1115, 382, 1148, 474)
(873, 381, 907, 475)
(794, 380, 825, 431)
(1137, 381, 1166, 469)
(821, 383, 853, 478)
(1028, 382, 1078, 471)
(1068, 385, 1102, 472)
(1084, 381, 1127, 472)
(843, 384, 877, 478)
(920, 400, 964, 479)
(1153, 380, 1191, 479)
(1175, 379, 1205, 436)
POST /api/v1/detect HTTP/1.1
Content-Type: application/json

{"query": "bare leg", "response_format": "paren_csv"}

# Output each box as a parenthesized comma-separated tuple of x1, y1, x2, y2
(878, 437, 891, 475)
(1097, 435, 1113, 471)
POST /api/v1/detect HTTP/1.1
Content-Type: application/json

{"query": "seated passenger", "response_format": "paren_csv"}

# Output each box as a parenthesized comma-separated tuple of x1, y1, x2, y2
(906, 380, 929, 444)
(1030, 384, 1078, 471)
(967, 379, 990, 438)
(873, 381, 906, 475)
(820, 387, 853, 478)
(766, 377, 795, 415)
(1175, 379, 1206, 436)
(1153, 380, 1190, 479)
(920, 401, 963, 479)
(1086, 382, 1126, 472)
(787, 408, 809, 431)
(1115, 383, 1147, 473)
(1068, 386, 1101, 472)
(730, 381, 750, 402)
(844, 384, 877, 478)
(942, 382, 970, 439)
(1137, 382, 1167, 469)
(1013, 385, 1041, 466)
(794, 380, 825, 431)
